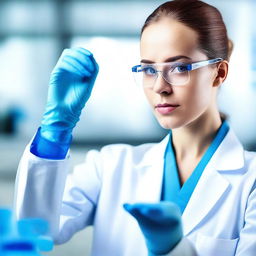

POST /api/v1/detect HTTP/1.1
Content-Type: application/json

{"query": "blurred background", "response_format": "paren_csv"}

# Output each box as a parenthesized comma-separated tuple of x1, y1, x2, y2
(0, 0, 255, 255)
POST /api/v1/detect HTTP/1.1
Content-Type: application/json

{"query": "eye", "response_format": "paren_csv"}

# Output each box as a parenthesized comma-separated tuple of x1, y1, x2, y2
(173, 65, 189, 73)
(142, 66, 157, 76)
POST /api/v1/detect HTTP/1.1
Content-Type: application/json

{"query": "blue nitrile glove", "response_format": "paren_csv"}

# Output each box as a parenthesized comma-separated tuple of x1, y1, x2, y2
(30, 47, 99, 159)
(123, 202, 183, 256)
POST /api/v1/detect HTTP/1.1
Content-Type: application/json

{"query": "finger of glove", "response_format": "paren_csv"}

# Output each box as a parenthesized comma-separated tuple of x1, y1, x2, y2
(148, 202, 181, 218)
(123, 203, 162, 218)
(74, 47, 93, 57)
(71, 47, 99, 74)
(123, 203, 144, 219)
(63, 48, 97, 74)
(124, 203, 181, 225)
(123, 203, 165, 227)
(65, 55, 94, 77)
(53, 55, 94, 78)
(53, 49, 98, 76)
(143, 203, 181, 225)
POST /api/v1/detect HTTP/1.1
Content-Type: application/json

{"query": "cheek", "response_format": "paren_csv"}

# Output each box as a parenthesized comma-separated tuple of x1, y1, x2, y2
(143, 88, 154, 106)
(185, 74, 213, 109)
(182, 73, 214, 118)
(185, 87, 209, 109)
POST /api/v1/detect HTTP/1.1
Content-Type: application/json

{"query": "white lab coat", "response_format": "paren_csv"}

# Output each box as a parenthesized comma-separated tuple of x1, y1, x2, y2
(14, 127, 256, 256)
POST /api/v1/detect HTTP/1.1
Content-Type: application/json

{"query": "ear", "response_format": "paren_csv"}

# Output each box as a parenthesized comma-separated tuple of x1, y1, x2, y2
(213, 60, 229, 87)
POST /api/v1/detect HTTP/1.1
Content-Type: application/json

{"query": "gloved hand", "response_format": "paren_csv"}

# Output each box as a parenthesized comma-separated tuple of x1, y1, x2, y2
(40, 47, 99, 143)
(123, 202, 183, 256)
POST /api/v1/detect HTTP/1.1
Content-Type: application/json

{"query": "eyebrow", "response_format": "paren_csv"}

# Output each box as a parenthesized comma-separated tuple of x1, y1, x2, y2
(141, 55, 192, 64)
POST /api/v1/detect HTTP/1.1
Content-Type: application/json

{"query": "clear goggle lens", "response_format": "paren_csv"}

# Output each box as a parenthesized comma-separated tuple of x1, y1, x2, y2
(132, 58, 223, 88)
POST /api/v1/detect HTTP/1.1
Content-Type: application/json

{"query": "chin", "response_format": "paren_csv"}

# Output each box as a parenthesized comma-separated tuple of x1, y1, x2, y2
(156, 113, 189, 130)
(157, 117, 179, 130)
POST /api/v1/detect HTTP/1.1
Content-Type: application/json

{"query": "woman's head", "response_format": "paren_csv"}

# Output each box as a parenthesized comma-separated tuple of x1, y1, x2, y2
(139, 0, 230, 129)
(141, 0, 230, 62)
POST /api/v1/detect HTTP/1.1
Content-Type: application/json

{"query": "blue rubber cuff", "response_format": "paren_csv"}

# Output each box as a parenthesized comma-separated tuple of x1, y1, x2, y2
(30, 127, 71, 160)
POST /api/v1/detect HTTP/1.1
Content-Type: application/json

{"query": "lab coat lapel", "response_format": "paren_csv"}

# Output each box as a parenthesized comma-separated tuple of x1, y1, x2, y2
(182, 167, 230, 236)
(182, 128, 245, 236)
(135, 134, 169, 203)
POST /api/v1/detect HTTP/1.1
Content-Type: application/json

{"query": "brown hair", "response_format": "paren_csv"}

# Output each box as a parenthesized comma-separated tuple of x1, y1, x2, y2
(141, 0, 233, 61)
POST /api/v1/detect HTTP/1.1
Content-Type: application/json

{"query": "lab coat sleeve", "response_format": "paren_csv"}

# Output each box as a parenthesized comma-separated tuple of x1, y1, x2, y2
(14, 143, 102, 244)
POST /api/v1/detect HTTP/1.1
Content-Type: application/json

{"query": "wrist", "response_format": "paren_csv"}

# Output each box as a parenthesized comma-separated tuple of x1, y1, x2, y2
(147, 226, 183, 256)
(41, 108, 81, 137)
(30, 127, 72, 160)
(40, 125, 73, 144)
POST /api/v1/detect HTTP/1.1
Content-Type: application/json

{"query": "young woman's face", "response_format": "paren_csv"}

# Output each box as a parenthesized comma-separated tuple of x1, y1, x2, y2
(140, 18, 219, 129)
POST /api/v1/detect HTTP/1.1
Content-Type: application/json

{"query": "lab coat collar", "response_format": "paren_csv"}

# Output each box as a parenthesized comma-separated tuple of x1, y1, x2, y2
(206, 127, 245, 171)
(135, 126, 245, 236)
(136, 126, 244, 171)
(135, 134, 169, 168)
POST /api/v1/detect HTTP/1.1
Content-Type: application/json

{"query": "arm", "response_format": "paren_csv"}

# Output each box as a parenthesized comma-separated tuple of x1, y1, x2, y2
(14, 47, 100, 243)
(14, 146, 102, 244)
(14, 145, 69, 242)
(31, 47, 98, 160)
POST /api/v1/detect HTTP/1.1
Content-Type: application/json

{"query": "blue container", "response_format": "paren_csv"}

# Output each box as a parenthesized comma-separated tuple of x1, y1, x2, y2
(0, 208, 53, 256)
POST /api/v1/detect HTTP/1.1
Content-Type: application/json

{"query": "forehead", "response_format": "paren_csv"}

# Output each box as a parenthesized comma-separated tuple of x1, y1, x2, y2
(140, 17, 205, 62)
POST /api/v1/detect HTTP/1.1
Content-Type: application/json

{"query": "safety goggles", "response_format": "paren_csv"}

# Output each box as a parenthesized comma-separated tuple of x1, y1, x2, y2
(131, 58, 223, 88)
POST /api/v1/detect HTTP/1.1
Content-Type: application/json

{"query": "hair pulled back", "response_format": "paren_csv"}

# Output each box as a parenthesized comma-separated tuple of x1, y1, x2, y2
(141, 0, 232, 61)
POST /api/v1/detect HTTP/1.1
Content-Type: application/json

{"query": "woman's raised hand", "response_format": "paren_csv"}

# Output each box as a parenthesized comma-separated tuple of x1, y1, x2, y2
(40, 47, 99, 143)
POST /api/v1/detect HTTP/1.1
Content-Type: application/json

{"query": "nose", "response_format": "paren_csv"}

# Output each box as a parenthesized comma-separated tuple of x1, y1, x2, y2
(152, 72, 173, 95)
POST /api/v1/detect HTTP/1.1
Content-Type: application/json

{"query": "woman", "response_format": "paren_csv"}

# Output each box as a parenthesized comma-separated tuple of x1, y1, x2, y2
(14, 0, 256, 255)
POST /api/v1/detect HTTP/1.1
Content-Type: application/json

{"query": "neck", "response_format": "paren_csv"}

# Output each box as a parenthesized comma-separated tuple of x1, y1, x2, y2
(172, 110, 222, 160)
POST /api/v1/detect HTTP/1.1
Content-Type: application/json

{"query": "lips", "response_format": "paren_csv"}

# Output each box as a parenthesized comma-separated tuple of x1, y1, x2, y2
(155, 103, 180, 114)
(156, 103, 180, 108)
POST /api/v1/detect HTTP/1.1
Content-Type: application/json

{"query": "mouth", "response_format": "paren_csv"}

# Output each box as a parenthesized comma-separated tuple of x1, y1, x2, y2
(155, 103, 180, 115)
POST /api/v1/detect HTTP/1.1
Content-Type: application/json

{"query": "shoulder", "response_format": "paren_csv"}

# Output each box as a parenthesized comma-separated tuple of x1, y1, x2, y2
(98, 134, 170, 166)
(217, 126, 256, 170)
(99, 142, 157, 164)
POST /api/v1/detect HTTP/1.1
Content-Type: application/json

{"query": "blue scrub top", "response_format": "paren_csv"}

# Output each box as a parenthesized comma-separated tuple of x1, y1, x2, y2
(161, 120, 230, 213)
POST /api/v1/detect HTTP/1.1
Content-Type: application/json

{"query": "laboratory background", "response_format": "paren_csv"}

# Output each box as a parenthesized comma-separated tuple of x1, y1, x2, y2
(0, 0, 255, 255)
